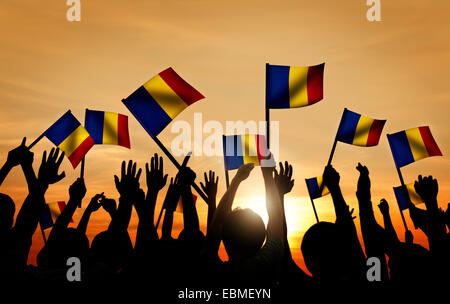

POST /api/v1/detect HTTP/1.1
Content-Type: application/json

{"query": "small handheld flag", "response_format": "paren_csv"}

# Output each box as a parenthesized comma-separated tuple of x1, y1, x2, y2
(123, 67, 205, 138)
(85, 109, 130, 148)
(387, 126, 442, 168)
(266, 63, 324, 109)
(39, 201, 72, 230)
(223, 135, 267, 170)
(305, 176, 330, 200)
(336, 108, 386, 147)
(44, 111, 94, 168)
(393, 183, 424, 211)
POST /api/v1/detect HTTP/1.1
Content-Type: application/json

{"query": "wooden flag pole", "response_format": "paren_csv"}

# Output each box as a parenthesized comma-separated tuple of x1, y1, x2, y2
(28, 133, 45, 150)
(152, 136, 208, 202)
(387, 134, 409, 230)
(155, 208, 165, 231)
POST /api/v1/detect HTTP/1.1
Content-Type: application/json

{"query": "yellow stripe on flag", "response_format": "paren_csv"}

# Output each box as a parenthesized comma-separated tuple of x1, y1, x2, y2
(242, 135, 260, 166)
(352, 115, 374, 146)
(58, 125, 90, 158)
(48, 203, 62, 222)
(405, 128, 429, 161)
(406, 183, 424, 206)
(103, 112, 118, 145)
(143, 74, 188, 119)
(289, 66, 309, 108)
(316, 176, 330, 196)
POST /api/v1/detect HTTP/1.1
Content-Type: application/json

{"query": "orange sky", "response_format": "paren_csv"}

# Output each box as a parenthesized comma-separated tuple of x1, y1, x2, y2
(1, 0, 449, 273)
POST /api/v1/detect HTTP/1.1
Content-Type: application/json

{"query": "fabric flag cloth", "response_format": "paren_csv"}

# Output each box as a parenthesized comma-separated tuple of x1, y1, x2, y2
(85, 109, 130, 148)
(393, 183, 425, 211)
(266, 63, 325, 109)
(44, 111, 95, 168)
(336, 108, 386, 147)
(123, 67, 205, 138)
(222, 135, 267, 170)
(387, 126, 442, 168)
(305, 176, 330, 200)
(39, 201, 72, 230)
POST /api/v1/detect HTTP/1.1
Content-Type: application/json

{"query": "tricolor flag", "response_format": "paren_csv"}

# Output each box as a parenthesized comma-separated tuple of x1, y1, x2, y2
(223, 135, 267, 171)
(305, 176, 330, 200)
(123, 68, 205, 138)
(387, 126, 442, 168)
(39, 201, 72, 230)
(44, 111, 95, 168)
(393, 183, 424, 211)
(85, 110, 130, 148)
(336, 109, 386, 147)
(266, 63, 324, 109)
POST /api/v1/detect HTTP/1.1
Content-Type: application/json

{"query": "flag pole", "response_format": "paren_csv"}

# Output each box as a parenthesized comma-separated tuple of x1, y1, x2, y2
(28, 133, 45, 150)
(155, 208, 165, 231)
(80, 157, 85, 179)
(386, 134, 409, 230)
(265, 63, 270, 150)
(152, 136, 208, 202)
(40, 224, 47, 245)
(225, 169, 230, 189)
(306, 180, 320, 223)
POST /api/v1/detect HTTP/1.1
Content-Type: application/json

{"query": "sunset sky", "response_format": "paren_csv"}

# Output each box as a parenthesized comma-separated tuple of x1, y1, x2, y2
(1, 0, 449, 272)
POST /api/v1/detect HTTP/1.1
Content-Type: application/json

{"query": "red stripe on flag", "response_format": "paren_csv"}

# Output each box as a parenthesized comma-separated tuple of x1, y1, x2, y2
(306, 63, 324, 105)
(117, 114, 130, 148)
(57, 201, 73, 223)
(68, 136, 95, 168)
(366, 119, 386, 146)
(159, 68, 205, 105)
(256, 135, 267, 162)
(419, 126, 442, 157)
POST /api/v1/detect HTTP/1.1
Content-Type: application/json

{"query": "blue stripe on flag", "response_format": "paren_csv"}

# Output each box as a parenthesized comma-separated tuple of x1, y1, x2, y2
(85, 109, 105, 144)
(387, 131, 415, 168)
(223, 135, 244, 170)
(44, 111, 80, 145)
(336, 109, 360, 145)
(266, 65, 290, 109)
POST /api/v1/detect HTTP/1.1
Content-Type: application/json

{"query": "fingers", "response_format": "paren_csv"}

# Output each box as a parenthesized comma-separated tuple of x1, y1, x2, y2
(204, 172, 208, 183)
(55, 172, 66, 183)
(136, 168, 142, 180)
(114, 175, 120, 189)
(279, 162, 284, 176)
(121, 161, 125, 178)
(21, 137, 26, 147)
(42, 150, 47, 165)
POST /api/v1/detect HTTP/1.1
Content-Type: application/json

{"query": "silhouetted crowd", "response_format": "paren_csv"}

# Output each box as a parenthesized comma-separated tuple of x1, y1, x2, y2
(1, 138, 449, 290)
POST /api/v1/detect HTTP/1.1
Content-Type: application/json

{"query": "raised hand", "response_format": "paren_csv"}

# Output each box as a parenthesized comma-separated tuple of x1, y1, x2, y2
(164, 177, 181, 212)
(6, 137, 33, 168)
(356, 162, 370, 197)
(414, 175, 439, 211)
(146, 153, 168, 192)
(201, 170, 218, 204)
(101, 197, 117, 217)
(114, 160, 142, 200)
(87, 193, 105, 213)
(235, 163, 254, 182)
(274, 161, 294, 196)
(177, 166, 196, 188)
(378, 199, 389, 216)
(323, 164, 340, 191)
(69, 178, 86, 206)
(38, 148, 65, 185)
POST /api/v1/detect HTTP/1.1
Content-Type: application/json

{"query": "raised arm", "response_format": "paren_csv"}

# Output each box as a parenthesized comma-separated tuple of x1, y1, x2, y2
(161, 177, 181, 240)
(77, 193, 104, 235)
(200, 171, 218, 234)
(377, 199, 400, 247)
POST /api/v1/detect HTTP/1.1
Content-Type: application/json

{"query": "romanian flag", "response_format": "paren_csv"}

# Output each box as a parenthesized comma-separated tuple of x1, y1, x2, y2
(393, 183, 424, 211)
(336, 108, 386, 147)
(85, 109, 130, 148)
(123, 68, 205, 138)
(266, 63, 324, 109)
(387, 126, 442, 168)
(222, 135, 267, 170)
(305, 176, 330, 200)
(39, 201, 72, 230)
(44, 111, 95, 168)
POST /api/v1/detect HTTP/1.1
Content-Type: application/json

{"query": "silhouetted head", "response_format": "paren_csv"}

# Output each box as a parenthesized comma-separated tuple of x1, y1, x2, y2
(222, 208, 266, 261)
(90, 230, 133, 273)
(37, 228, 89, 270)
(389, 243, 432, 281)
(0, 193, 15, 233)
(301, 222, 358, 280)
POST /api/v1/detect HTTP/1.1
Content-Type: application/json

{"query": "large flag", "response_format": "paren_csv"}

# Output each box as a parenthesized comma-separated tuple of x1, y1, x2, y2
(85, 109, 130, 148)
(223, 135, 267, 170)
(393, 183, 425, 211)
(266, 63, 324, 109)
(305, 176, 330, 200)
(123, 68, 205, 138)
(44, 111, 95, 168)
(387, 126, 442, 168)
(336, 108, 386, 147)
(39, 201, 72, 230)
